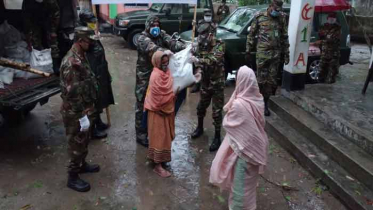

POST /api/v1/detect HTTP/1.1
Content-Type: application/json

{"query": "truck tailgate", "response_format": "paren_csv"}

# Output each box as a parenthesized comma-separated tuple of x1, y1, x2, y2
(0, 76, 60, 110)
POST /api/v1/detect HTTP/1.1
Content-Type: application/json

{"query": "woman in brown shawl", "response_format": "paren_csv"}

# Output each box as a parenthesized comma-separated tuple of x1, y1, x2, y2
(144, 51, 178, 178)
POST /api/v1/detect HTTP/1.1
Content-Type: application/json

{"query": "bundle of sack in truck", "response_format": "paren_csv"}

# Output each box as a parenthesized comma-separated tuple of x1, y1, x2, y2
(0, 20, 53, 87)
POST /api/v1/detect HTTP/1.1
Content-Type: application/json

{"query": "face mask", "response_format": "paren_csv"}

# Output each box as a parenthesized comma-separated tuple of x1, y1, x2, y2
(150, 27, 160, 37)
(35, 0, 43, 2)
(204, 16, 212, 22)
(161, 64, 168, 71)
(270, 10, 280, 17)
(327, 18, 337, 24)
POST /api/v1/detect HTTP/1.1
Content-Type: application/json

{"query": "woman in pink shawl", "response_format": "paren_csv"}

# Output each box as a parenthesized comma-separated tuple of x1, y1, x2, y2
(144, 51, 178, 178)
(209, 66, 269, 210)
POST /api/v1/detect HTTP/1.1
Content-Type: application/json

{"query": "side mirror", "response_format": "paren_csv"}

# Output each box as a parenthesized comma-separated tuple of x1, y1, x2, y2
(164, 8, 171, 16)
(247, 26, 251, 33)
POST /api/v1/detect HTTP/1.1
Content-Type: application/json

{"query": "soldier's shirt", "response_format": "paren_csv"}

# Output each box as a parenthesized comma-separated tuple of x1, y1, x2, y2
(60, 45, 98, 118)
(319, 23, 341, 59)
(246, 11, 289, 58)
(196, 39, 225, 89)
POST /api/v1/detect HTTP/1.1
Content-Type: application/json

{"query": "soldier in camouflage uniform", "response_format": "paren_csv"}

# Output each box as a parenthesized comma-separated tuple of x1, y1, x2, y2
(22, 0, 60, 73)
(318, 12, 341, 84)
(191, 10, 225, 152)
(135, 15, 185, 147)
(60, 27, 100, 192)
(217, 0, 230, 23)
(246, 0, 289, 116)
(190, 9, 218, 94)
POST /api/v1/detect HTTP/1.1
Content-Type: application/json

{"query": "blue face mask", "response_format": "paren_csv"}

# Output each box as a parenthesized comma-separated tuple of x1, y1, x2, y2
(270, 10, 280, 17)
(150, 27, 160, 37)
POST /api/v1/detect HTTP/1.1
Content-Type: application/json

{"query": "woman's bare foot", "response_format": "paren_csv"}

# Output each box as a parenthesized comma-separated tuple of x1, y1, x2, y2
(154, 164, 171, 178)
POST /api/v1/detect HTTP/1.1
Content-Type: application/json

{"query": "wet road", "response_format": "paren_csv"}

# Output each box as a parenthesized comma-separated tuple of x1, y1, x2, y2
(0, 35, 347, 210)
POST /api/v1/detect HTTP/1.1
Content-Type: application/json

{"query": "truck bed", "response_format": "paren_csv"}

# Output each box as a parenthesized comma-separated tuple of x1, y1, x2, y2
(0, 76, 60, 110)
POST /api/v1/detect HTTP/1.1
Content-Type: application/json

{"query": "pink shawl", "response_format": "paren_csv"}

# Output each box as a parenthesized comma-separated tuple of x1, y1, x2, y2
(144, 51, 175, 112)
(224, 65, 268, 168)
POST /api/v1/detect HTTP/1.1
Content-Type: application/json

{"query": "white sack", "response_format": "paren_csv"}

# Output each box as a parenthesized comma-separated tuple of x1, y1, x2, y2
(27, 48, 53, 79)
(0, 67, 15, 85)
(168, 45, 196, 93)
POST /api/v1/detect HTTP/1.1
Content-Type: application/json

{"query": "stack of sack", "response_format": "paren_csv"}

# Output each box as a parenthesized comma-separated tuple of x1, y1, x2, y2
(0, 21, 53, 88)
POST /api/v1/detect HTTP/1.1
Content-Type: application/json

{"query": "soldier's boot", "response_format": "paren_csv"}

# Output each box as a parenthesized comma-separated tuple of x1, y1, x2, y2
(79, 162, 100, 174)
(264, 97, 271, 117)
(209, 129, 221, 152)
(67, 172, 91, 192)
(96, 115, 109, 131)
(190, 83, 201, 93)
(191, 117, 204, 139)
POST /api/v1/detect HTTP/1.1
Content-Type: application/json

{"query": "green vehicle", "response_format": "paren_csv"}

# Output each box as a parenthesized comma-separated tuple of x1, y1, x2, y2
(113, 0, 214, 49)
(180, 4, 351, 82)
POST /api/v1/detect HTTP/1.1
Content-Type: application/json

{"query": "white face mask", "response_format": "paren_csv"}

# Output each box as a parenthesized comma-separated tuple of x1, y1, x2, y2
(327, 18, 337, 24)
(204, 16, 212, 22)
(35, 0, 44, 2)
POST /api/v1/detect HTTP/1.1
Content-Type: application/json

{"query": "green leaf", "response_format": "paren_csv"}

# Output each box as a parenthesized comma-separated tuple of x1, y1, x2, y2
(33, 180, 43, 188)
(285, 196, 291, 201)
(324, 170, 329, 174)
(259, 187, 266, 193)
(282, 182, 289, 186)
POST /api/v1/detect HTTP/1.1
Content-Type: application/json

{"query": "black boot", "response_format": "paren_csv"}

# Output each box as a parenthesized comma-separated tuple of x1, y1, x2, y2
(209, 130, 221, 152)
(93, 127, 107, 139)
(79, 162, 100, 173)
(190, 83, 201, 93)
(136, 132, 149, 147)
(67, 172, 91, 192)
(96, 114, 108, 131)
(191, 117, 204, 139)
(264, 97, 271, 117)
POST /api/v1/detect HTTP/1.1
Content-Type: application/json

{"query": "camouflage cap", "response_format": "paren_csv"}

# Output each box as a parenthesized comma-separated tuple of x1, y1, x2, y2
(204, 9, 212, 16)
(75, 26, 99, 40)
(271, 0, 284, 10)
(145, 15, 161, 32)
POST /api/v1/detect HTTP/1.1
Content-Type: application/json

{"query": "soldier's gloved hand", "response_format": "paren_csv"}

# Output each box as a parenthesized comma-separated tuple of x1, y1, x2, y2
(188, 56, 199, 64)
(164, 50, 174, 56)
(194, 68, 202, 83)
(79, 115, 90, 132)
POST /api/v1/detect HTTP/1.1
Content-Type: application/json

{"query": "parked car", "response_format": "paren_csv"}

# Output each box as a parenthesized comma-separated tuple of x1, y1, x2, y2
(180, 4, 351, 82)
(113, 0, 214, 49)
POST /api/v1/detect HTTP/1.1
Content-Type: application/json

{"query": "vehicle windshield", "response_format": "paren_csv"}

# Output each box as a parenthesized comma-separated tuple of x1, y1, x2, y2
(219, 8, 253, 32)
(149, 3, 163, 12)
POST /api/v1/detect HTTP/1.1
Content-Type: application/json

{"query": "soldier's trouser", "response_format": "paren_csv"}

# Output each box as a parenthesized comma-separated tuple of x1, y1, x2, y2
(319, 57, 340, 83)
(256, 56, 280, 98)
(63, 114, 94, 174)
(197, 86, 224, 131)
(135, 80, 149, 140)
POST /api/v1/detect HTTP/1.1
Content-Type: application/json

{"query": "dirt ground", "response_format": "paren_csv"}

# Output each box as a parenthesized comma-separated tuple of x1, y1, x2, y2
(0, 35, 350, 210)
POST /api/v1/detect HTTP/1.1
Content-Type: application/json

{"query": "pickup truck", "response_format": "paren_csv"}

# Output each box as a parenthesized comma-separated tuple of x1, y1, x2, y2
(113, 0, 214, 49)
(0, 2, 60, 128)
(180, 4, 352, 83)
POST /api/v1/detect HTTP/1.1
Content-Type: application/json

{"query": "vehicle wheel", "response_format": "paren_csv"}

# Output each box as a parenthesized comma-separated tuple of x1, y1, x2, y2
(307, 58, 320, 83)
(128, 29, 143, 50)
(23, 103, 37, 116)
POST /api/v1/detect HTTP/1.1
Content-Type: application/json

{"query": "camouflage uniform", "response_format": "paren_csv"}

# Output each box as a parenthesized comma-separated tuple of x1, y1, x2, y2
(246, 10, 289, 98)
(60, 44, 98, 173)
(195, 22, 225, 131)
(135, 16, 185, 142)
(217, 4, 230, 22)
(318, 23, 341, 84)
(22, 0, 60, 59)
